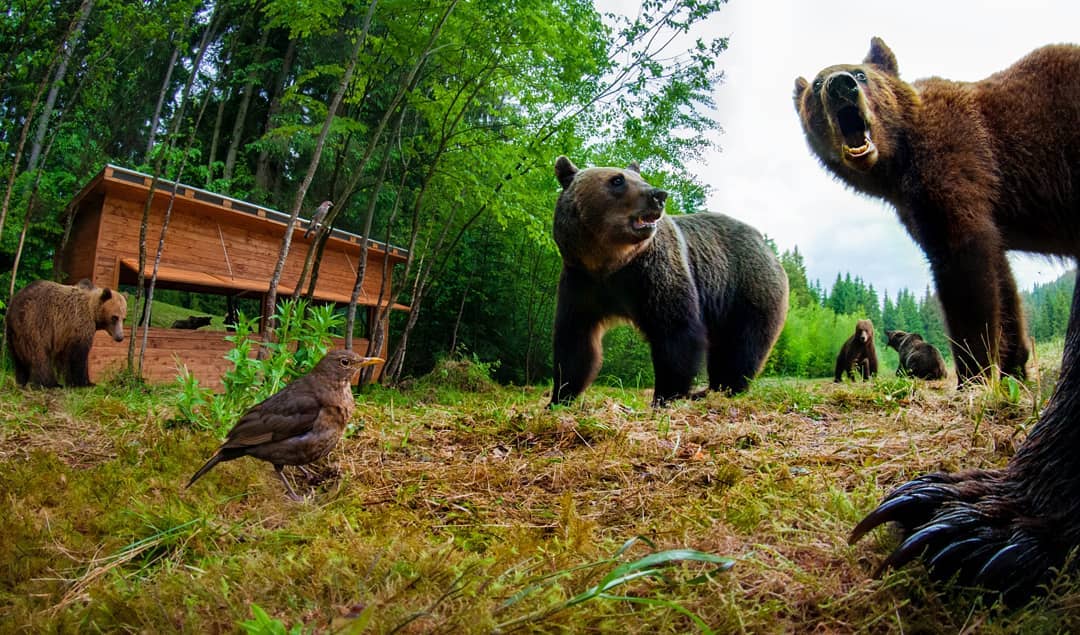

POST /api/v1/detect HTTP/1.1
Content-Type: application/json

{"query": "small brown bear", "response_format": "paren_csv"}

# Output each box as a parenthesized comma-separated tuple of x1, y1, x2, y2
(886, 329, 947, 380)
(834, 319, 878, 382)
(795, 39, 1080, 601)
(171, 315, 212, 330)
(5, 279, 127, 387)
(549, 156, 789, 406)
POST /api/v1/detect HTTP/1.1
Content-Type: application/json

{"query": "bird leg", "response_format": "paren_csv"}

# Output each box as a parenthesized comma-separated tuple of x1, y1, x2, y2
(274, 464, 305, 502)
(296, 464, 316, 481)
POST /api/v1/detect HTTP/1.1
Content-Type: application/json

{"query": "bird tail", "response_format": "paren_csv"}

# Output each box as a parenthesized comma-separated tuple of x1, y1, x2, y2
(186, 452, 223, 489)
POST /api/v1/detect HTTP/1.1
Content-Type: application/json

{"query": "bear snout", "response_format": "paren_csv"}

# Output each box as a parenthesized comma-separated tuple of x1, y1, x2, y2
(825, 72, 860, 104)
(649, 188, 668, 209)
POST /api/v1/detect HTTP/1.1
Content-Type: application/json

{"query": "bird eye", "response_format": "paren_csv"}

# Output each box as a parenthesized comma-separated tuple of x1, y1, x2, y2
(340, 358, 350, 367)
(854, 70, 867, 82)
(610, 175, 625, 187)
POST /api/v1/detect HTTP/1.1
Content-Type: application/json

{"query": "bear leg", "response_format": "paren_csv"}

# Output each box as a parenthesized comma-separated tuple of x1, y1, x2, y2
(705, 322, 766, 395)
(851, 274, 1080, 602)
(996, 266, 1030, 379)
(930, 246, 1004, 383)
(550, 277, 605, 406)
(63, 340, 94, 387)
(648, 321, 706, 405)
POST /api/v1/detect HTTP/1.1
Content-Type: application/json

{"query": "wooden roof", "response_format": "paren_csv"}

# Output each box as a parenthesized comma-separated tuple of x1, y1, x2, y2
(66, 165, 410, 310)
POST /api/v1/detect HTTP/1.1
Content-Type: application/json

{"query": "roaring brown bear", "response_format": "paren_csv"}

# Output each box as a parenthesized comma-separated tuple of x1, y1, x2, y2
(835, 319, 878, 382)
(550, 156, 788, 406)
(5, 279, 127, 387)
(795, 38, 1080, 601)
(886, 329, 947, 380)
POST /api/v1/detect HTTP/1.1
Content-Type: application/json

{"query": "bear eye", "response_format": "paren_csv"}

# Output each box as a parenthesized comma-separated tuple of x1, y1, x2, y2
(853, 70, 868, 82)
(812, 78, 823, 93)
(610, 175, 625, 187)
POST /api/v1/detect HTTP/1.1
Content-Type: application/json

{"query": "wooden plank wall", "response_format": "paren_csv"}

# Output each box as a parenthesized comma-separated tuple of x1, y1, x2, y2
(89, 329, 375, 391)
(91, 189, 395, 303)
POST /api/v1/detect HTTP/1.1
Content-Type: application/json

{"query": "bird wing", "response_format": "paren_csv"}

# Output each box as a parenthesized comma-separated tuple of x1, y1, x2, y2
(221, 389, 322, 449)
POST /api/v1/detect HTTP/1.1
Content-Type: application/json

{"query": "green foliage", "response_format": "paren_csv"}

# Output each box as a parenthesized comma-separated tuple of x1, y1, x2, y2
(1024, 270, 1075, 344)
(173, 299, 343, 434)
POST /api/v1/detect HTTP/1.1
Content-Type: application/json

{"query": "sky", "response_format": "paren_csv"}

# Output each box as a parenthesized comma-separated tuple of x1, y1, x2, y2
(602, 0, 1077, 301)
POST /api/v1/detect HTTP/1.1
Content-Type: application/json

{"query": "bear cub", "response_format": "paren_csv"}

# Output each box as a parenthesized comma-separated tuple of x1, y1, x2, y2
(835, 319, 877, 382)
(886, 330, 947, 380)
(5, 279, 127, 387)
(550, 156, 788, 406)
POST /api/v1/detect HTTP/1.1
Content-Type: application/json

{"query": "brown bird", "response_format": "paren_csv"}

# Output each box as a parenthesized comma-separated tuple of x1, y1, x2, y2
(186, 349, 383, 501)
(304, 200, 333, 240)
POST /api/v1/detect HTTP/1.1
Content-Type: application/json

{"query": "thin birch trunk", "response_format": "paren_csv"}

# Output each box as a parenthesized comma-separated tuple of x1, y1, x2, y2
(25, 0, 93, 174)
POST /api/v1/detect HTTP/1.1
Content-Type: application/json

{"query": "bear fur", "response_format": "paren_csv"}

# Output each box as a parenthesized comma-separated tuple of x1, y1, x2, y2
(171, 315, 212, 330)
(798, 40, 1080, 601)
(834, 319, 878, 382)
(549, 156, 789, 406)
(886, 329, 947, 380)
(794, 38, 1080, 384)
(5, 279, 128, 387)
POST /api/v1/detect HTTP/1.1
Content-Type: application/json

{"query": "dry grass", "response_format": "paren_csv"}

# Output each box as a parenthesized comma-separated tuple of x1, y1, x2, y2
(1, 355, 1079, 633)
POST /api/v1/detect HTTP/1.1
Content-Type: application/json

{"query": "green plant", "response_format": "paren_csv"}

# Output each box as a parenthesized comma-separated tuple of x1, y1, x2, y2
(495, 536, 733, 632)
(173, 299, 344, 434)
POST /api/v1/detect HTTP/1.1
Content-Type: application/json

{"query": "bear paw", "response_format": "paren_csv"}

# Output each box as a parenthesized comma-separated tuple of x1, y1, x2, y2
(850, 468, 1059, 602)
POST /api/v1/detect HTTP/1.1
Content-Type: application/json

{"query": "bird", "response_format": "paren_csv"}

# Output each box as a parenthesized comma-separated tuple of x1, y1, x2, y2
(304, 200, 333, 240)
(186, 349, 383, 501)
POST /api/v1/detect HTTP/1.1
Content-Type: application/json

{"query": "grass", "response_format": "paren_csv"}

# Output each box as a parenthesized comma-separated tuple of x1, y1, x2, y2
(2, 350, 1080, 633)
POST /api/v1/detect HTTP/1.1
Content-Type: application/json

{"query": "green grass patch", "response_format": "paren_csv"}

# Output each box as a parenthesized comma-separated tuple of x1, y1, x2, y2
(1, 351, 1079, 632)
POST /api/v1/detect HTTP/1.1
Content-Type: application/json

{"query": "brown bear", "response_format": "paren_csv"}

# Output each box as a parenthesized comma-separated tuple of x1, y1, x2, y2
(5, 279, 128, 387)
(886, 329, 947, 380)
(834, 319, 878, 382)
(171, 315, 212, 330)
(795, 39, 1080, 601)
(549, 156, 789, 406)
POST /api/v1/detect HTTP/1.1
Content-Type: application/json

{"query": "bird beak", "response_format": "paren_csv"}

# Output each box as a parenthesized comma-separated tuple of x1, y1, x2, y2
(357, 357, 383, 367)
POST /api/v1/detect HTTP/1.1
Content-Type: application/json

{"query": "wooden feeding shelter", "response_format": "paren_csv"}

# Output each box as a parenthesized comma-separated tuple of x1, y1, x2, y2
(57, 164, 410, 389)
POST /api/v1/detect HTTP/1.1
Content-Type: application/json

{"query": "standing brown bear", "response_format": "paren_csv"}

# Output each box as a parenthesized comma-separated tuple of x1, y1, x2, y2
(886, 329, 947, 380)
(550, 156, 788, 406)
(835, 319, 878, 382)
(795, 39, 1080, 601)
(5, 279, 127, 387)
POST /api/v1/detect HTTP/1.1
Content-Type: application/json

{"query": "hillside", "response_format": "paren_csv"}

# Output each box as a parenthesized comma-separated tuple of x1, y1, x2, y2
(1, 351, 1078, 633)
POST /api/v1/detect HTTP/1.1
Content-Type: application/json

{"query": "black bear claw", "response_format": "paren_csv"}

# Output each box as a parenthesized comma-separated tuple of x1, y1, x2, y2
(850, 469, 1056, 603)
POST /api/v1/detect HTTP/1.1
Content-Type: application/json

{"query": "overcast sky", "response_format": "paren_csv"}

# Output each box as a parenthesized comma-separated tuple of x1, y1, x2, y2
(604, 0, 1077, 300)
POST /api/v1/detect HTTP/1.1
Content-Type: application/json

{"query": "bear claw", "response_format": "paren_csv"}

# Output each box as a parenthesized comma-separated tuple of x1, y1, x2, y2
(852, 469, 1057, 603)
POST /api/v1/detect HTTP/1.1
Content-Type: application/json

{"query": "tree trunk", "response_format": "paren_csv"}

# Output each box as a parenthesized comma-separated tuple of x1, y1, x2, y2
(260, 3, 379, 351)
(222, 27, 270, 182)
(127, 7, 220, 370)
(25, 0, 94, 175)
(0, 64, 49, 244)
(138, 84, 214, 373)
(145, 17, 190, 160)
(255, 37, 297, 195)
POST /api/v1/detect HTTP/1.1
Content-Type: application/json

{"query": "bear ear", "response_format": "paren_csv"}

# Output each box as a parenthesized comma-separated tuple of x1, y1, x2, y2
(864, 37, 898, 75)
(793, 77, 809, 97)
(100, 288, 112, 301)
(626, 162, 640, 173)
(554, 156, 578, 190)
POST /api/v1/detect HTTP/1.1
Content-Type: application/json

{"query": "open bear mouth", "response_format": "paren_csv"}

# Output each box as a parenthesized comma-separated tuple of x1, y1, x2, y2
(836, 105, 874, 157)
(632, 212, 662, 231)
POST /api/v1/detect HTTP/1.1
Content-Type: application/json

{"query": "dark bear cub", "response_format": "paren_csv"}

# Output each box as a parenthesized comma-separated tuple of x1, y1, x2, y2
(171, 315, 212, 330)
(550, 156, 788, 406)
(886, 330, 947, 380)
(835, 319, 878, 382)
(796, 38, 1080, 602)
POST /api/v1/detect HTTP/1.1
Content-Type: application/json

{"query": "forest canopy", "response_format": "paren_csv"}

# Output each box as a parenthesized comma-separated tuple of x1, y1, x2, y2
(1, 0, 1073, 386)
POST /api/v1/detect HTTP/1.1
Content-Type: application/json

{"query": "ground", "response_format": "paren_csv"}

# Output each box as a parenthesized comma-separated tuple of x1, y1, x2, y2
(1, 348, 1078, 633)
